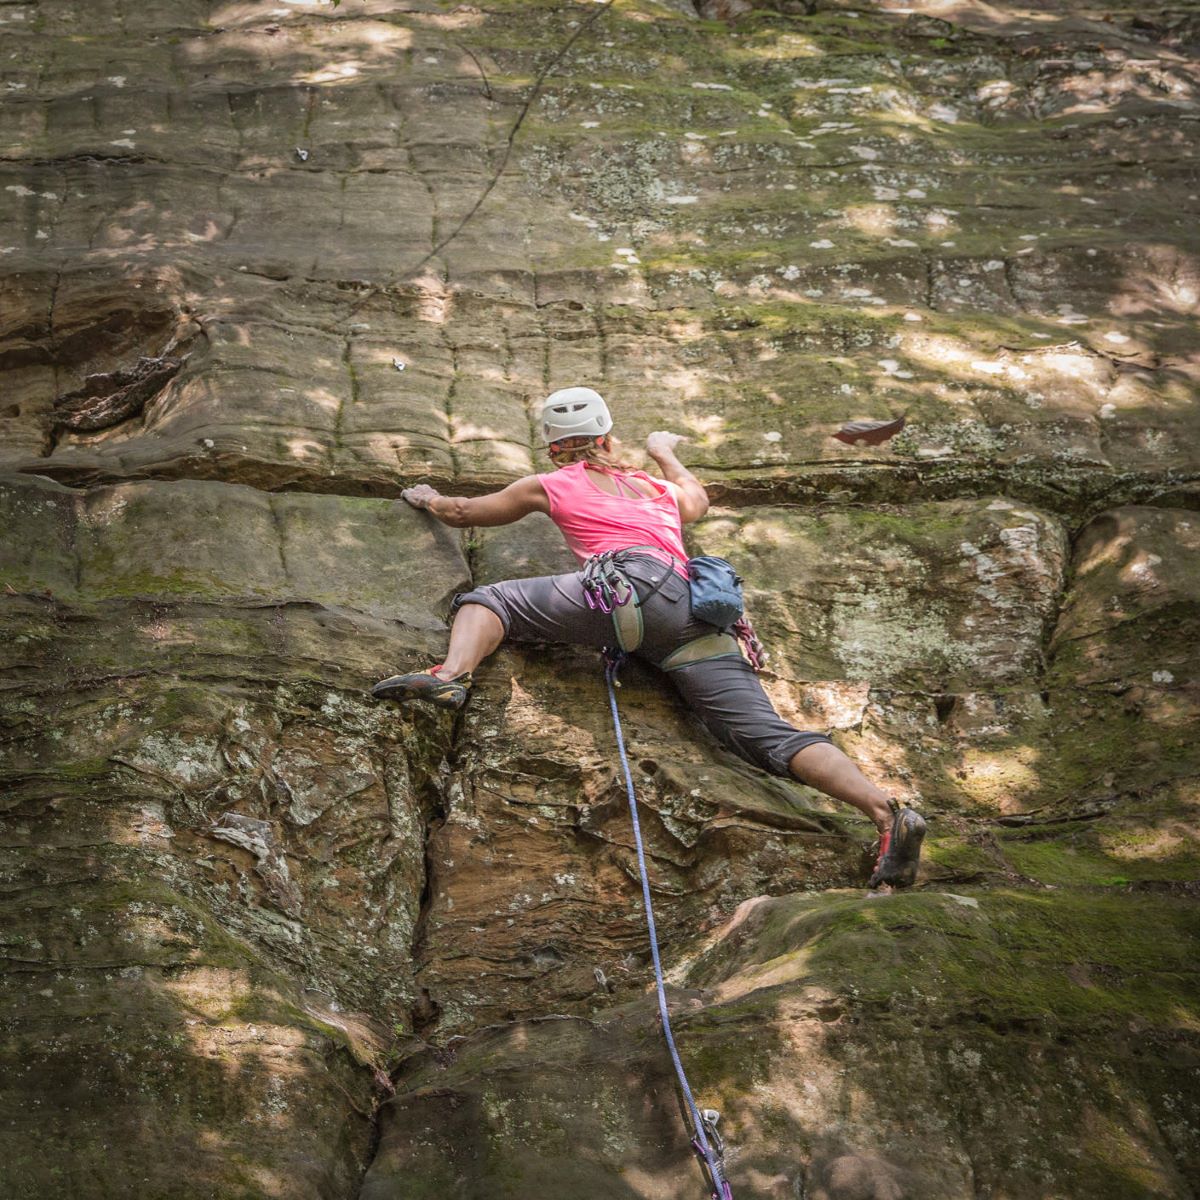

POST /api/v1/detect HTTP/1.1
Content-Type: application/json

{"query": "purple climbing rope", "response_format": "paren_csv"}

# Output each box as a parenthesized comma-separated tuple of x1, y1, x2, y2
(604, 654, 734, 1200)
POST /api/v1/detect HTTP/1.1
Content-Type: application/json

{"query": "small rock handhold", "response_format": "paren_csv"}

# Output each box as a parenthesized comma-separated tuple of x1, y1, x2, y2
(392, 358, 406, 371)
(295, 147, 309, 162)
(832, 415, 906, 447)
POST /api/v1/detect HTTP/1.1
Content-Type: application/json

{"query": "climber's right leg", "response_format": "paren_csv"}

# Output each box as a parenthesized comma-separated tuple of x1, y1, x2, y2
(372, 571, 613, 709)
(788, 740, 926, 886)
(787, 741, 892, 832)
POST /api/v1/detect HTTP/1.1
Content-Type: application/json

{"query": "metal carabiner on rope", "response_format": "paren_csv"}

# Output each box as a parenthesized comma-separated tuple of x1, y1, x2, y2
(694, 1109, 733, 1200)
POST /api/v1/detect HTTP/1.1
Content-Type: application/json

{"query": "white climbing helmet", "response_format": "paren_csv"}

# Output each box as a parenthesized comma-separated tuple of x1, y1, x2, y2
(540, 386, 613, 447)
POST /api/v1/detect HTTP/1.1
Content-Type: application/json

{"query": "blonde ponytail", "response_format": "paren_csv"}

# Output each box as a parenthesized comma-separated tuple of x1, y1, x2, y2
(547, 436, 636, 473)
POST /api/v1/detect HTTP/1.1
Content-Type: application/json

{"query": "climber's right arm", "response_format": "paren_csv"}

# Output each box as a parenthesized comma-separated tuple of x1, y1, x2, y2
(401, 476, 550, 528)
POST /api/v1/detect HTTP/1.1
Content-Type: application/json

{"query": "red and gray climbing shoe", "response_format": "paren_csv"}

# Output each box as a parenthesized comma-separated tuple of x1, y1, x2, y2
(371, 665, 472, 710)
(868, 800, 926, 889)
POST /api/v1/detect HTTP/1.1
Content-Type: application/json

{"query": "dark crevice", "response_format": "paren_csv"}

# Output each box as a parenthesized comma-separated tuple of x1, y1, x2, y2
(405, 713, 467, 1049)
(50, 350, 188, 440)
(18, 454, 1200, 526)
(334, 0, 617, 330)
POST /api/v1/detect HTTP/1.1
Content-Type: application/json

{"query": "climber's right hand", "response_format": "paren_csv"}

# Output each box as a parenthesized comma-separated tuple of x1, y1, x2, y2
(402, 484, 440, 510)
(646, 431, 685, 458)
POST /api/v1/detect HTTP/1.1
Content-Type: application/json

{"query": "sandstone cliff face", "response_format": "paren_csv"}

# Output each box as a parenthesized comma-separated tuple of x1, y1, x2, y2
(1, 1, 1197, 1197)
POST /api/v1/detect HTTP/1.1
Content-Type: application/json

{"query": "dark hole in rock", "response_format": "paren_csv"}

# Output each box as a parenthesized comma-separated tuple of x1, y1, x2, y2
(639, 759, 659, 775)
(0, 277, 203, 452)
(1, 404, 19, 419)
(934, 695, 958, 724)
(54, 352, 189, 433)
(412, 987, 440, 1036)
(530, 945, 565, 970)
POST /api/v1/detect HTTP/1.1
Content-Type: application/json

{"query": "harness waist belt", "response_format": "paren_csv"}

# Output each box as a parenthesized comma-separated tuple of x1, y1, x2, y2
(658, 632, 743, 672)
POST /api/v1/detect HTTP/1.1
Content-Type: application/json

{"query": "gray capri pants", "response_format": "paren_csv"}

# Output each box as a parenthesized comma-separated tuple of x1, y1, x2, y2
(454, 551, 832, 777)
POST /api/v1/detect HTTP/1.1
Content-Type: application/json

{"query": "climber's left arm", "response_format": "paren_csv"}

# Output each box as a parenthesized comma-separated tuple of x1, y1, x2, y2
(400, 476, 551, 528)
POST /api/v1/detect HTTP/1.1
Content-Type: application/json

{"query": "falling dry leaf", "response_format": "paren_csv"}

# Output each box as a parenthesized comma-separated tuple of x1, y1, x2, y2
(832, 415, 906, 446)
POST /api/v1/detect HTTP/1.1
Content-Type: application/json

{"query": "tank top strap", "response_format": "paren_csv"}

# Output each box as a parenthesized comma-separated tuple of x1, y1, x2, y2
(611, 471, 646, 499)
(584, 463, 665, 502)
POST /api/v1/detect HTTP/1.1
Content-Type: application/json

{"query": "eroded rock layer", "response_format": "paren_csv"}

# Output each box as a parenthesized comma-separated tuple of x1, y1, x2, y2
(2, 0, 1198, 1197)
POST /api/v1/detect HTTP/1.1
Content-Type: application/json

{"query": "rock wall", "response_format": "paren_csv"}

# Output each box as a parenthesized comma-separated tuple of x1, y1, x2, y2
(1, 1, 1198, 1198)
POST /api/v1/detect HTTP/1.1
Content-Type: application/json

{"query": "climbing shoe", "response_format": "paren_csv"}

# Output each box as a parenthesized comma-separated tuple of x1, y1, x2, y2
(371, 665, 472, 710)
(868, 800, 926, 889)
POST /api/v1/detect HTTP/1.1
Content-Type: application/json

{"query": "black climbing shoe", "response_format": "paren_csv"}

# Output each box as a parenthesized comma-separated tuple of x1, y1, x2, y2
(371, 665, 472, 710)
(868, 800, 926, 889)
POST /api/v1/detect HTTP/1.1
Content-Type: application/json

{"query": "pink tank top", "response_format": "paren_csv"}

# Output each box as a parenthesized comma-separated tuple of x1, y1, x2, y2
(538, 461, 689, 575)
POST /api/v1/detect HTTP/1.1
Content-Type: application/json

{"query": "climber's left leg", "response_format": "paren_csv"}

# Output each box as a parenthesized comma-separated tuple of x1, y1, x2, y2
(371, 603, 503, 707)
(439, 603, 505, 677)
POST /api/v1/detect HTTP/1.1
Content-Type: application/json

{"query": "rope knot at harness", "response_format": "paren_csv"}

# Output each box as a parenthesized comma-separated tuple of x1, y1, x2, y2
(603, 653, 735, 1200)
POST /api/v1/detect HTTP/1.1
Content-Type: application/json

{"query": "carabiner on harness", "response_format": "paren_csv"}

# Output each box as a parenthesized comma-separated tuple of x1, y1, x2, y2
(582, 548, 673, 654)
(582, 550, 635, 614)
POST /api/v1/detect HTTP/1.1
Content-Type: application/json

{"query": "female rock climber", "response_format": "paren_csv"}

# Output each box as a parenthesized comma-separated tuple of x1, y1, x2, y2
(373, 387, 924, 888)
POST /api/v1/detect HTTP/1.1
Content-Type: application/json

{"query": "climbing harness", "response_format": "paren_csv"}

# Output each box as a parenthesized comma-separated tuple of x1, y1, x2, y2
(580, 547, 671, 653)
(581, 548, 766, 673)
(603, 651, 735, 1200)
